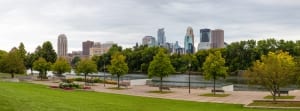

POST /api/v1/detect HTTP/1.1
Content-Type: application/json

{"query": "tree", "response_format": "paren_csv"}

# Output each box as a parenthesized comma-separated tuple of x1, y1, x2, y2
(41, 41, 57, 63)
(51, 57, 71, 76)
(2, 48, 26, 78)
(148, 48, 175, 92)
(202, 51, 228, 95)
(71, 56, 81, 68)
(33, 57, 51, 80)
(108, 53, 129, 88)
(245, 51, 296, 103)
(25, 53, 36, 74)
(17, 42, 27, 62)
(75, 59, 97, 84)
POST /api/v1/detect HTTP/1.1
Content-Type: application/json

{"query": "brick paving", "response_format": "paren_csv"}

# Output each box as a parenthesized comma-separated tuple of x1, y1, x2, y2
(30, 81, 300, 105)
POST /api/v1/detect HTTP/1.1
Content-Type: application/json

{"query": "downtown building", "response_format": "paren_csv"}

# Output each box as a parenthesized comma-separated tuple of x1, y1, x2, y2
(82, 40, 94, 56)
(142, 36, 156, 47)
(157, 28, 166, 47)
(198, 29, 224, 50)
(57, 34, 68, 57)
(184, 26, 195, 54)
(89, 41, 114, 57)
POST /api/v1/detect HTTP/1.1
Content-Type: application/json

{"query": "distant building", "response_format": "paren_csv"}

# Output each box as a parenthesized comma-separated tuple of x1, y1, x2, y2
(57, 34, 68, 57)
(198, 29, 211, 50)
(142, 36, 156, 47)
(174, 41, 184, 54)
(89, 42, 114, 57)
(211, 29, 224, 48)
(89, 42, 101, 57)
(165, 42, 175, 53)
(157, 28, 166, 46)
(184, 26, 195, 54)
(82, 40, 94, 56)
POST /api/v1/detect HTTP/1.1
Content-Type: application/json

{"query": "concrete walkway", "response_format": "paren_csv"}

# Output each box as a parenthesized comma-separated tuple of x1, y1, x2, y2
(30, 81, 300, 105)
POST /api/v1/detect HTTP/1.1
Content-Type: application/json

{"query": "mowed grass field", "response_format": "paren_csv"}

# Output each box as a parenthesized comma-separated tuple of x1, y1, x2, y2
(0, 81, 297, 111)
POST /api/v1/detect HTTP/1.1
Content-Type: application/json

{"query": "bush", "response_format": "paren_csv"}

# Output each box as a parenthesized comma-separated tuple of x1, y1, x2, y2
(74, 78, 84, 81)
(62, 78, 74, 83)
(59, 82, 80, 89)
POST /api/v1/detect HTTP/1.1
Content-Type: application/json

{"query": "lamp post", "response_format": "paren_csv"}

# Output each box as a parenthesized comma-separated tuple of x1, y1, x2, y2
(188, 63, 191, 94)
(103, 57, 106, 87)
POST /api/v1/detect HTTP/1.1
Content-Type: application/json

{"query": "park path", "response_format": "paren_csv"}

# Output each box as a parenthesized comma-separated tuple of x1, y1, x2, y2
(30, 81, 300, 105)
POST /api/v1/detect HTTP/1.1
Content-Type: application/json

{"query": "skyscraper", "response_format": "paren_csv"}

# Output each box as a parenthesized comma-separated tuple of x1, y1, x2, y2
(211, 29, 224, 48)
(198, 29, 211, 50)
(57, 34, 67, 57)
(157, 28, 166, 46)
(142, 36, 156, 47)
(184, 27, 195, 53)
(82, 40, 94, 56)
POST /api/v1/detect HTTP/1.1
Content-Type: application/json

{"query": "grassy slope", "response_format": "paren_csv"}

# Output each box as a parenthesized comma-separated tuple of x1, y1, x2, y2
(0, 81, 297, 111)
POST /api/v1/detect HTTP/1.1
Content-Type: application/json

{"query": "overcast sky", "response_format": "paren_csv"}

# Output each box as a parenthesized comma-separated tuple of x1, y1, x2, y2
(0, 0, 300, 53)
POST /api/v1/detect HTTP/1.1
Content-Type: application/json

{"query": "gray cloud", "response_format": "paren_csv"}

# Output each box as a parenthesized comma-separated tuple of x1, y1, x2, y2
(0, 0, 299, 52)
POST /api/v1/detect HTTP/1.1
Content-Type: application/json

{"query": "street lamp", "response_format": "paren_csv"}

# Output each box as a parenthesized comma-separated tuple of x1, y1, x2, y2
(188, 63, 191, 94)
(103, 58, 106, 87)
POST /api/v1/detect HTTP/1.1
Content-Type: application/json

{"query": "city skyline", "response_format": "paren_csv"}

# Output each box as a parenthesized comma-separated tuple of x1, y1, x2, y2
(0, 0, 299, 52)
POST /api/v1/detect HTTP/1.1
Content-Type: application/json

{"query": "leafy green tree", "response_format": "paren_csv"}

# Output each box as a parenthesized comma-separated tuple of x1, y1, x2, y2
(17, 42, 27, 61)
(108, 53, 129, 88)
(25, 53, 36, 74)
(202, 51, 228, 95)
(75, 59, 97, 84)
(2, 48, 26, 78)
(71, 56, 81, 68)
(245, 51, 296, 103)
(33, 57, 51, 80)
(0, 50, 8, 72)
(148, 48, 175, 92)
(51, 57, 71, 76)
(41, 41, 57, 63)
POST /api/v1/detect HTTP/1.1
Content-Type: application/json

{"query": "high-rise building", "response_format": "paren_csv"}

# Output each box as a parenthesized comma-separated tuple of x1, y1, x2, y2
(142, 36, 156, 47)
(82, 40, 94, 56)
(184, 26, 195, 53)
(157, 28, 166, 46)
(57, 34, 68, 57)
(211, 29, 224, 48)
(198, 29, 211, 50)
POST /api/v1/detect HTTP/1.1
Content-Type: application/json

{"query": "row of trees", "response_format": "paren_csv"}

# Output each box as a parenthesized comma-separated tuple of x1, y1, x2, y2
(91, 39, 300, 75)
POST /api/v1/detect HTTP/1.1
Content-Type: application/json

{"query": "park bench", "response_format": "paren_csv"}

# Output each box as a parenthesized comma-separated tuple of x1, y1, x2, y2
(277, 90, 289, 96)
(159, 86, 170, 91)
(120, 81, 130, 88)
(211, 89, 225, 93)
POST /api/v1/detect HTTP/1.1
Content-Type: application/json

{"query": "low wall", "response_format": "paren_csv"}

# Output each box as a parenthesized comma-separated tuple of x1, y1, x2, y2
(222, 84, 234, 91)
(130, 79, 151, 86)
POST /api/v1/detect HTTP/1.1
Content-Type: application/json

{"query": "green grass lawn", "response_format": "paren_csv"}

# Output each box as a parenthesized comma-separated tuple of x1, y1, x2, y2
(0, 81, 298, 111)
(249, 101, 300, 107)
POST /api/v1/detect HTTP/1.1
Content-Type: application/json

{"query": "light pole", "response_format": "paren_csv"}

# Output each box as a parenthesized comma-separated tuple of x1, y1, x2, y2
(188, 63, 191, 94)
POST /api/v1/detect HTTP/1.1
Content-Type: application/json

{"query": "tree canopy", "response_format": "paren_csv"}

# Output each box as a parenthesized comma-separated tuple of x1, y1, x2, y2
(33, 57, 51, 80)
(245, 51, 296, 103)
(75, 59, 98, 84)
(148, 48, 175, 92)
(1, 48, 26, 78)
(108, 53, 128, 88)
(51, 57, 71, 76)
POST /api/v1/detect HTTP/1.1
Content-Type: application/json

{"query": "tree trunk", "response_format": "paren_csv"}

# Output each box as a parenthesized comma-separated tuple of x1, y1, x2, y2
(84, 73, 87, 85)
(272, 91, 277, 104)
(277, 86, 281, 97)
(11, 73, 14, 78)
(160, 77, 163, 92)
(117, 75, 120, 89)
(213, 77, 216, 96)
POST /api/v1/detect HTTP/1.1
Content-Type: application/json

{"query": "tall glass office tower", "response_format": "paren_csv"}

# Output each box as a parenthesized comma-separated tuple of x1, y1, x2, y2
(184, 27, 194, 53)
(157, 28, 166, 46)
(198, 29, 211, 50)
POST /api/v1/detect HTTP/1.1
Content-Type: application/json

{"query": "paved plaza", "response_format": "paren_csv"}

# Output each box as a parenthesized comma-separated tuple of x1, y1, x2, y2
(31, 81, 300, 105)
